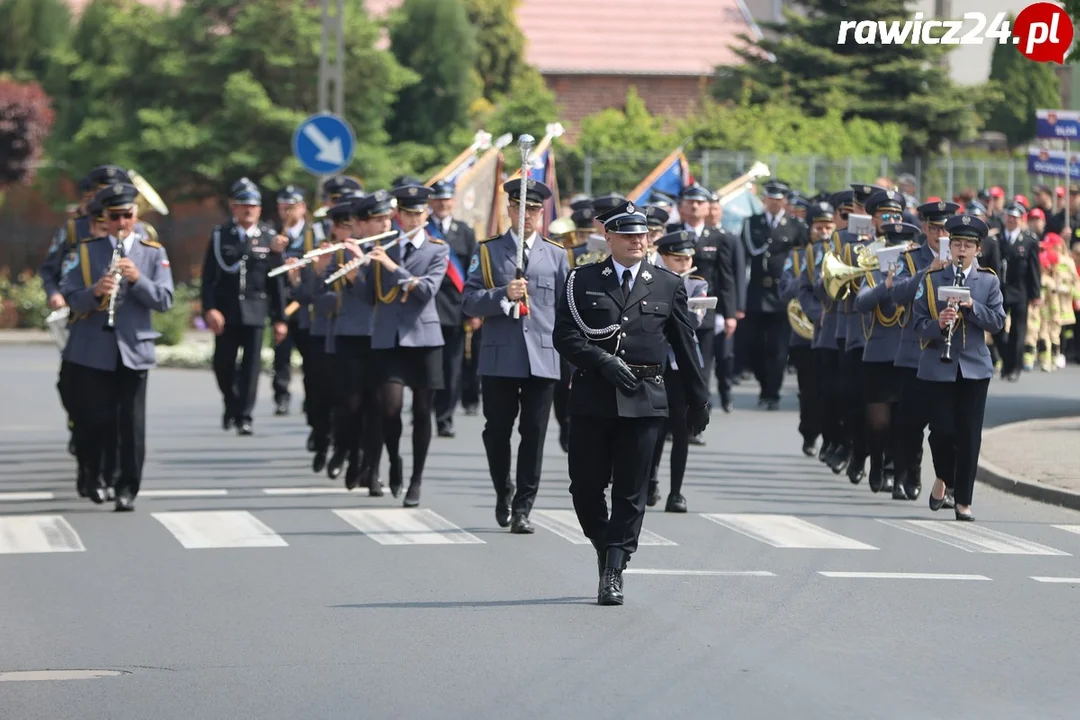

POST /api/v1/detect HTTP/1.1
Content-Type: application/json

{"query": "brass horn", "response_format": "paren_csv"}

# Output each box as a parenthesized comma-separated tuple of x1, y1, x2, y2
(821, 252, 868, 300)
(787, 299, 814, 340)
(715, 161, 770, 205)
(129, 169, 169, 216)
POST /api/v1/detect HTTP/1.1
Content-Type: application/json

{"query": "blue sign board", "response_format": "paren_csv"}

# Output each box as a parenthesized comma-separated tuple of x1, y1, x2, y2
(1035, 109, 1080, 140)
(1027, 147, 1080, 180)
(292, 113, 356, 175)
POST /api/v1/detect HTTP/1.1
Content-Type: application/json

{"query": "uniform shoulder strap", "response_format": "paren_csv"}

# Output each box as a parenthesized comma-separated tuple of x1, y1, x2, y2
(479, 242, 495, 290)
(140, 236, 162, 249)
(689, 274, 706, 281)
(541, 235, 561, 247)
(428, 236, 446, 245)
(480, 234, 499, 244)
(66, 218, 78, 249)
(793, 248, 802, 276)
(79, 239, 92, 289)
(980, 267, 996, 276)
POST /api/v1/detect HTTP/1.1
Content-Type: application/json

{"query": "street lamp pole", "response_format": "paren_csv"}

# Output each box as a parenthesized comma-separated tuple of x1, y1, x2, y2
(316, 0, 345, 195)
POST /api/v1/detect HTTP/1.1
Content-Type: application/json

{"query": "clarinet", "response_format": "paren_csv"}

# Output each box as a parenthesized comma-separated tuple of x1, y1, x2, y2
(104, 242, 124, 332)
(940, 260, 964, 363)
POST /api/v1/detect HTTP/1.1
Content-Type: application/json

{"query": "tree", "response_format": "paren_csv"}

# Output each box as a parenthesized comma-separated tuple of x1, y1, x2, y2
(0, 0, 72, 82)
(477, 68, 559, 142)
(388, 0, 479, 146)
(462, 0, 526, 100)
(0, 77, 55, 186)
(717, 0, 990, 156)
(984, 20, 1063, 147)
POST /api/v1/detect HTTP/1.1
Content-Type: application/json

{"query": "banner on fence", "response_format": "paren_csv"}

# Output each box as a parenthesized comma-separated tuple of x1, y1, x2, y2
(1026, 146, 1080, 179)
(1036, 109, 1080, 140)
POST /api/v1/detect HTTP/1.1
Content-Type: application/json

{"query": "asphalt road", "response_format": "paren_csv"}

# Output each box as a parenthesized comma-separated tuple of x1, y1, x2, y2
(2, 345, 1079, 720)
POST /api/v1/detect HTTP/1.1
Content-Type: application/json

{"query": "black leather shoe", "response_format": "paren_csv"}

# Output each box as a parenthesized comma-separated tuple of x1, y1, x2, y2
(904, 481, 921, 500)
(495, 491, 512, 528)
(665, 493, 687, 513)
(847, 458, 865, 485)
(88, 486, 107, 505)
(868, 467, 884, 493)
(891, 480, 909, 500)
(828, 447, 849, 474)
(403, 482, 420, 508)
(437, 426, 455, 438)
(646, 482, 661, 507)
(510, 513, 534, 534)
(389, 456, 404, 498)
(345, 464, 360, 490)
(274, 399, 289, 416)
(326, 450, 346, 480)
(463, 405, 479, 416)
(766, 400, 780, 411)
(801, 441, 816, 457)
(114, 491, 135, 512)
(312, 451, 327, 474)
(237, 422, 254, 436)
(559, 426, 570, 453)
(306, 431, 317, 453)
(363, 468, 384, 497)
(955, 509, 975, 522)
(68, 436, 77, 456)
(722, 400, 733, 413)
(222, 413, 234, 431)
(818, 442, 832, 463)
(929, 481, 947, 511)
(598, 548, 628, 606)
(688, 434, 706, 446)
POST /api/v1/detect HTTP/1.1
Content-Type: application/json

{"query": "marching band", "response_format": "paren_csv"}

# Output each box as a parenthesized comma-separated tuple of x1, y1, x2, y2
(39, 150, 1072, 605)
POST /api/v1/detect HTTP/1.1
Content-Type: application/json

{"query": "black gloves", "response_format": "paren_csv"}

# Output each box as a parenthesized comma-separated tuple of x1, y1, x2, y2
(597, 355, 638, 391)
(686, 403, 710, 436)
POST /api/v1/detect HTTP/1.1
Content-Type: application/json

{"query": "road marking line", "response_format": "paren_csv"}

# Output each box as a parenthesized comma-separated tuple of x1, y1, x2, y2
(333, 509, 484, 545)
(262, 487, 352, 496)
(0, 492, 54, 502)
(531, 509, 677, 546)
(0, 515, 85, 554)
(818, 572, 990, 580)
(1052, 525, 1080, 538)
(152, 511, 288, 549)
(0, 670, 126, 681)
(1031, 576, 1080, 584)
(701, 513, 877, 549)
(624, 569, 775, 577)
(139, 489, 229, 498)
(880, 520, 1070, 555)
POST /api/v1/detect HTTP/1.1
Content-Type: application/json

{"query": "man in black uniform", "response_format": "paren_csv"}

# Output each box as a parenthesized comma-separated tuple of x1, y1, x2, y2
(555, 200, 710, 606)
(741, 181, 807, 409)
(268, 184, 313, 417)
(993, 201, 1043, 381)
(427, 179, 478, 437)
(201, 178, 288, 435)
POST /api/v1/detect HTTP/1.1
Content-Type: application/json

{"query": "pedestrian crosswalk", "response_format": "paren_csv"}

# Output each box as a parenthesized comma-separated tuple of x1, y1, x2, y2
(2, 509, 1080, 567)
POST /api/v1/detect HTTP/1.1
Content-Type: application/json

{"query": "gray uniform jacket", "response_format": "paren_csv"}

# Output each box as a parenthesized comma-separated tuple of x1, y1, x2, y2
(462, 230, 570, 380)
(280, 221, 322, 330)
(781, 244, 817, 348)
(853, 268, 904, 363)
(912, 264, 1006, 382)
(810, 231, 845, 350)
(360, 231, 449, 350)
(890, 243, 936, 369)
(60, 233, 174, 372)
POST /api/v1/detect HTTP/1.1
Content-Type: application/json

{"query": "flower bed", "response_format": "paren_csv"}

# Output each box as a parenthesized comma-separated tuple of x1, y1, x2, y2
(156, 343, 300, 372)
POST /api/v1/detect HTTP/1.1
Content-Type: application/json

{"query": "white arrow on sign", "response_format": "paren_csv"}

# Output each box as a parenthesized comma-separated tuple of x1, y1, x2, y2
(302, 123, 345, 166)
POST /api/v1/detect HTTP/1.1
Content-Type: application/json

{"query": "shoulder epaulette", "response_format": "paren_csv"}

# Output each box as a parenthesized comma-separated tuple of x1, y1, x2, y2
(689, 274, 705, 281)
(80, 235, 105, 244)
(927, 267, 944, 274)
(541, 235, 561, 247)
(480, 234, 499, 243)
(428, 237, 445, 245)
(141, 222, 159, 242)
(980, 267, 996, 276)
(652, 264, 678, 277)
(140, 237, 163, 249)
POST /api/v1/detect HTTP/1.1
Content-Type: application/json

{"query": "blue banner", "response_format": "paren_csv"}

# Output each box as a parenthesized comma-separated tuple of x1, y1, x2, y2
(1027, 147, 1080, 180)
(1036, 109, 1080, 140)
(629, 150, 691, 205)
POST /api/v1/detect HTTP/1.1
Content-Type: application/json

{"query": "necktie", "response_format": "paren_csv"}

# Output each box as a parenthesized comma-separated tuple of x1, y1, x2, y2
(521, 239, 530, 272)
(403, 242, 415, 262)
(621, 268, 632, 300)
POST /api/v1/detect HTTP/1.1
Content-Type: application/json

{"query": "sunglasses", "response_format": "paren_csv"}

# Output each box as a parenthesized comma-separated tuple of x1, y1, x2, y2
(108, 211, 134, 220)
(879, 213, 903, 222)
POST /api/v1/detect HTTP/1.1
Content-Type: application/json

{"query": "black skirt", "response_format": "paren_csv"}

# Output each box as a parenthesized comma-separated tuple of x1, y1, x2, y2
(862, 360, 903, 404)
(333, 335, 373, 397)
(372, 346, 444, 390)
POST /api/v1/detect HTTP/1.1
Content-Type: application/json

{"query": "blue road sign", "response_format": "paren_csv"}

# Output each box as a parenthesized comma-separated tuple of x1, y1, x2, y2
(1036, 109, 1080, 140)
(292, 113, 356, 175)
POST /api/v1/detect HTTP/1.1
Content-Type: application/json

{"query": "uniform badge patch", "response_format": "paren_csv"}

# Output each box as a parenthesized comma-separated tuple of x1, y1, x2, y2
(783, 256, 793, 271)
(468, 253, 480, 273)
(61, 252, 78, 275)
(641, 270, 652, 281)
(915, 282, 924, 300)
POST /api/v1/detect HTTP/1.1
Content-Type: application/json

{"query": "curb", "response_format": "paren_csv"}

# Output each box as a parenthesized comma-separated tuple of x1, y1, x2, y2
(977, 417, 1080, 511)
(0, 332, 53, 346)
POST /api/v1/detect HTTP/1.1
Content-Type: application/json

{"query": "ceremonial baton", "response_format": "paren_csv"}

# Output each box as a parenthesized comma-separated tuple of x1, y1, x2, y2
(513, 133, 535, 320)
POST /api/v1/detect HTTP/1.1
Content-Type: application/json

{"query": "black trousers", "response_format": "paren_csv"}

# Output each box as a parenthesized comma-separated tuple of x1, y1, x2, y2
(745, 311, 790, 401)
(305, 335, 335, 453)
(696, 326, 716, 401)
(650, 368, 689, 495)
(713, 330, 734, 405)
(480, 375, 556, 516)
(790, 345, 821, 444)
(994, 301, 1028, 375)
(69, 359, 148, 496)
(272, 320, 294, 403)
(461, 326, 481, 410)
(553, 359, 572, 440)
(433, 323, 466, 431)
(733, 317, 750, 376)
(922, 373, 990, 506)
(893, 366, 926, 488)
(838, 346, 867, 459)
(814, 348, 843, 448)
(213, 323, 264, 424)
(57, 359, 76, 424)
(570, 414, 665, 556)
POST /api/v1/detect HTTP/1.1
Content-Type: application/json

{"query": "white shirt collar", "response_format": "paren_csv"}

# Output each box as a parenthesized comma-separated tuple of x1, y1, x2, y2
(399, 229, 425, 250)
(437, 215, 452, 233)
(286, 220, 305, 239)
(510, 230, 537, 249)
(110, 233, 135, 255)
(611, 258, 642, 286)
(689, 222, 705, 237)
(768, 210, 785, 226)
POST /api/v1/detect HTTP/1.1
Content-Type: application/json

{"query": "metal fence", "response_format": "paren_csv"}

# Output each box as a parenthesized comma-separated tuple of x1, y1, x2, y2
(572, 151, 1057, 202)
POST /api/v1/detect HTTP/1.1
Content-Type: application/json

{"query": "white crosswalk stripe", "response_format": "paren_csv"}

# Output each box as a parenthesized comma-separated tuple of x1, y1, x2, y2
(333, 509, 484, 545)
(1051, 525, 1080, 538)
(152, 511, 288, 549)
(531, 509, 677, 546)
(0, 515, 85, 554)
(140, 490, 229, 498)
(701, 513, 877, 549)
(0, 492, 54, 502)
(880, 520, 1071, 555)
(262, 488, 352, 496)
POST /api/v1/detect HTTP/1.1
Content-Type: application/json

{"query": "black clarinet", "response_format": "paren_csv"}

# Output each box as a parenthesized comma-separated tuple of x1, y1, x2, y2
(940, 260, 964, 363)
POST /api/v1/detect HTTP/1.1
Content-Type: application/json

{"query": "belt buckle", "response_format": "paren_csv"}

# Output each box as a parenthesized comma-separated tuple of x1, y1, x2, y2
(763, 276, 774, 288)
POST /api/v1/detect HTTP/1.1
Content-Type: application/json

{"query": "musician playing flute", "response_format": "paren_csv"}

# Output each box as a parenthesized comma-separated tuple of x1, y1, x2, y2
(59, 183, 174, 511)
(911, 215, 1005, 522)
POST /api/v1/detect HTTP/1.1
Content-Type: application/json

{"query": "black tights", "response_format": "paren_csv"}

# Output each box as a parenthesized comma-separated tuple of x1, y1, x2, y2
(379, 382, 434, 483)
(866, 401, 895, 474)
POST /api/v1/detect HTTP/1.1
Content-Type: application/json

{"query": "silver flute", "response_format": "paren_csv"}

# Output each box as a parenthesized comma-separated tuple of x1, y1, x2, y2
(104, 240, 125, 331)
(267, 230, 400, 277)
(323, 226, 425, 285)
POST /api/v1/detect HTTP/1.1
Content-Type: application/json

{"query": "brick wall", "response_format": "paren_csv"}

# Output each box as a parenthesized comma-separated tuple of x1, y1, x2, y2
(544, 74, 708, 138)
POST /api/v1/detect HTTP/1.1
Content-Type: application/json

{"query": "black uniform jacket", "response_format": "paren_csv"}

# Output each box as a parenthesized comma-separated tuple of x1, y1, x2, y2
(201, 220, 286, 327)
(743, 212, 808, 313)
(430, 217, 477, 326)
(554, 257, 708, 419)
(997, 229, 1043, 306)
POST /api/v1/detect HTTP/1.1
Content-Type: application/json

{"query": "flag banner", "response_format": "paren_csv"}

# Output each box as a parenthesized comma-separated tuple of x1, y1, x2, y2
(425, 217, 465, 292)
(1027, 146, 1080, 179)
(628, 149, 691, 205)
(426, 131, 497, 185)
(1035, 109, 1080, 141)
(451, 144, 504, 240)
